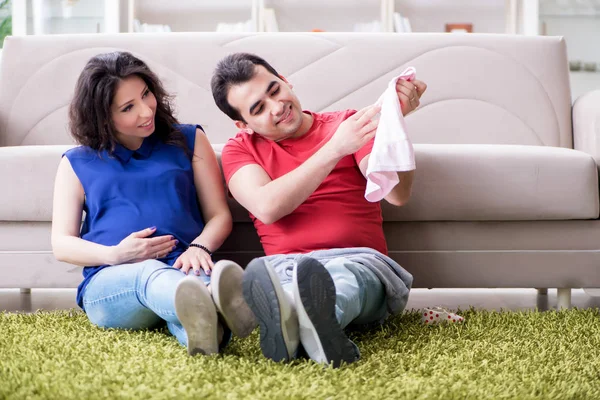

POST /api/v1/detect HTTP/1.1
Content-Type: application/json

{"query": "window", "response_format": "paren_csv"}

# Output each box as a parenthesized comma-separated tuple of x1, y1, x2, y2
(0, 0, 11, 48)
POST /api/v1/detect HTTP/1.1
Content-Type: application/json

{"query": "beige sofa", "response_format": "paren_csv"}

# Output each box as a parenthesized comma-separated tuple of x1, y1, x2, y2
(1, 32, 599, 308)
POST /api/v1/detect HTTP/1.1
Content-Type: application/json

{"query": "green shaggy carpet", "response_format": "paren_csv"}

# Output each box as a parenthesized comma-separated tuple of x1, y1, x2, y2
(1, 308, 600, 399)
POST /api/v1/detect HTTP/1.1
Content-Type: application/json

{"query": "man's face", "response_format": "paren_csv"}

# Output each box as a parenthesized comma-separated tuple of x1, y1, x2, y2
(227, 65, 304, 141)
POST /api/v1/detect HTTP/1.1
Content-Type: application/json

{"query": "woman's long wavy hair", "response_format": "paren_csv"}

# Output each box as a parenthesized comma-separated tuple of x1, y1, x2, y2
(69, 51, 187, 153)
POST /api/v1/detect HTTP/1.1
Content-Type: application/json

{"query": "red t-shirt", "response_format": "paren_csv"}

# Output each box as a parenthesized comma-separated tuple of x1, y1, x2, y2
(221, 110, 388, 256)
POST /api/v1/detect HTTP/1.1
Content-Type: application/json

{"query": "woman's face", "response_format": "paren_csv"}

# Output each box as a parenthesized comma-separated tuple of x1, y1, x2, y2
(111, 75, 157, 150)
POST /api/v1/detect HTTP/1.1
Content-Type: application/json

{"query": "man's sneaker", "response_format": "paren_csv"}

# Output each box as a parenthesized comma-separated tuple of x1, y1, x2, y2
(211, 260, 258, 338)
(293, 257, 360, 368)
(174, 275, 219, 356)
(242, 258, 299, 362)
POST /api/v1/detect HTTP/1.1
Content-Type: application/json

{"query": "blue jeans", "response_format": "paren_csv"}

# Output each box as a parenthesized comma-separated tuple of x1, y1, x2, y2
(268, 254, 387, 330)
(82, 259, 211, 347)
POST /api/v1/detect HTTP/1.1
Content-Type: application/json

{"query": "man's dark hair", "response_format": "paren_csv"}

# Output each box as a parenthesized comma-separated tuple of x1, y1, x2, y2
(211, 53, 281, 122)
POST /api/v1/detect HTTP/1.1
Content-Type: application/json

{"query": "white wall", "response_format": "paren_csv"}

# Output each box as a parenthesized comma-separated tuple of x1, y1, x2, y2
(541, 14, 600, 100)
(26, 0, 105, 34)
(271, 0, 507, 33)
(134, 0, 253, 32)
(543, 16, 600, 63)
(273, 6, 381, 32)
(133, 0, 508, 33)
(570, 71, 600, 101)
(395, 0, 506, 33)
(135, 9, 253, 32)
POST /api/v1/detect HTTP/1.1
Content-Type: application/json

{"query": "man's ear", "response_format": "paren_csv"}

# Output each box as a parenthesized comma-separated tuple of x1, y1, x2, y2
(235, 120, 253, 134)
(279, 75, 293, 89)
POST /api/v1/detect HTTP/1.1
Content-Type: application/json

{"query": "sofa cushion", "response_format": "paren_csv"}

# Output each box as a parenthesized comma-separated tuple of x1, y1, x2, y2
(0, 33, 573, 149)
(1, 144, 597, 222)
(381, 144, 599, 221)
(218, 143, 599, 223)
(0, 145, 74, 221)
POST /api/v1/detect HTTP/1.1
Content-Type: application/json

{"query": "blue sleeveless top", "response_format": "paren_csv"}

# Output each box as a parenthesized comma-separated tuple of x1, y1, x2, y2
(64, 124, 205, 308)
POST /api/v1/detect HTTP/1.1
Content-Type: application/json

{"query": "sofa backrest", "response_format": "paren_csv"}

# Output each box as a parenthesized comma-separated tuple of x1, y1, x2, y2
(0, 32, 572, 148)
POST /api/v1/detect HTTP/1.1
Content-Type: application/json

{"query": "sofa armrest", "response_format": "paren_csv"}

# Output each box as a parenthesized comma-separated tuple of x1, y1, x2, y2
(0, 145, 74, 221)
(573, 90, 600, 162)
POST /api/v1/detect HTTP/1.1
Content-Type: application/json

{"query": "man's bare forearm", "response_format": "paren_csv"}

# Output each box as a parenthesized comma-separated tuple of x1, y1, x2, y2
(255, 143, 344, 224)
(385, 170, 415, 206)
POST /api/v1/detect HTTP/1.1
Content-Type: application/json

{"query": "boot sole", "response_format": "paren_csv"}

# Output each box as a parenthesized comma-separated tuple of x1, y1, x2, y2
(242, 258, 296, 362)
(212, 260, 258, 338)
(175, 276, 218, 356)
(294, 258, 359, 368)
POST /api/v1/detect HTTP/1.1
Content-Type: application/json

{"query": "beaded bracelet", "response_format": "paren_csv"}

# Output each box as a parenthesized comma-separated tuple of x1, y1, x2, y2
(188, 243, 212, 256)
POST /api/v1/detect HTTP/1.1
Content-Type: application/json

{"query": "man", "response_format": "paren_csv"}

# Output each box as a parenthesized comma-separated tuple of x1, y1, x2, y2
(211, 53, 425, 367)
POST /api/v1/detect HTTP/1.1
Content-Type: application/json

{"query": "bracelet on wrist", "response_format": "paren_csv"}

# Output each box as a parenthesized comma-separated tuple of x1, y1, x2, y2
(188, 243, 212, 256)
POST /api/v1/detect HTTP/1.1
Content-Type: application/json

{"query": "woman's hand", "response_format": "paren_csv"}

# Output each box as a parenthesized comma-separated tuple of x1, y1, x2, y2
(173, 246, 214, 276)
(112, 227, 177, 265)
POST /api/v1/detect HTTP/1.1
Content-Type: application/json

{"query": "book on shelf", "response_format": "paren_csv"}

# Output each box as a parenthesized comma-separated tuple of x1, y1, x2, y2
(393, 12, 412, 33)
(263, 8, 279, 32)
(353, 20, 383, 32)
(133, 19, 171, 33)
(215, 19, 255, 32)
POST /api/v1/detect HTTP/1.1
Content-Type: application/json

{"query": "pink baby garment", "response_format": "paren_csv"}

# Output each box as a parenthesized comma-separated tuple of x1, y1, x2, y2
(365, 67, 417, 202)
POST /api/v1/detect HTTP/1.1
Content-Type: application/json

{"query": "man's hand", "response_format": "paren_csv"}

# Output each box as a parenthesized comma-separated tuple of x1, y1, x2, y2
(326, 104, 381, 158)
(397, 79, 427, 116)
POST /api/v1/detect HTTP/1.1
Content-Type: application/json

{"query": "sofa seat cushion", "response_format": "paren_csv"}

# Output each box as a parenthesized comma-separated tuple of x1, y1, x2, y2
(381, 144, 599, 221)
(0, 145, 74, 221)
(215, 143, 598, 223)
(2, 144, 598, 223)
